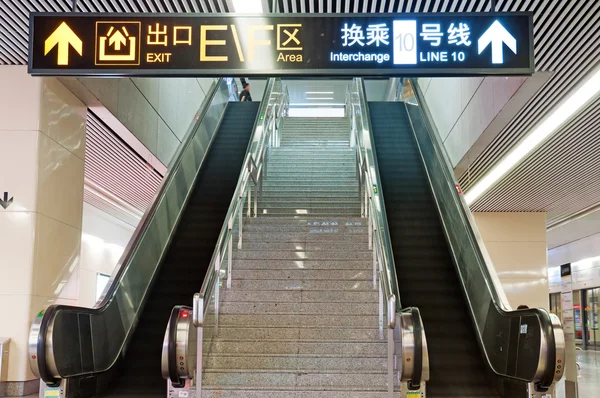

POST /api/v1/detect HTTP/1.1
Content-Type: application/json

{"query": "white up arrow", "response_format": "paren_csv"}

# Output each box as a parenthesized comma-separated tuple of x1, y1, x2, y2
(477, 20, 517, 64)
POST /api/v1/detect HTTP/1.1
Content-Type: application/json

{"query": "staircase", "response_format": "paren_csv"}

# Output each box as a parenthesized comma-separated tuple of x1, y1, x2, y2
(260, 117, 361, 217)
(201, 117, 389, 397)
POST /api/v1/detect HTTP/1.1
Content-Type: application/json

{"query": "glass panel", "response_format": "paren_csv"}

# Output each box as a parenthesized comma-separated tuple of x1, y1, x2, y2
(586, 288, 600, 349)
(45, 78, 234, 378)
(402, 78, 555, 383)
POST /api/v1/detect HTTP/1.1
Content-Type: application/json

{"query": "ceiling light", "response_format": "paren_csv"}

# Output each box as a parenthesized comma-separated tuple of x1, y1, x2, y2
(232, 0, 263, 13)
(306, 97, 335, 100)
(464, 67, 600, 205)
(306, 91, 335, 94)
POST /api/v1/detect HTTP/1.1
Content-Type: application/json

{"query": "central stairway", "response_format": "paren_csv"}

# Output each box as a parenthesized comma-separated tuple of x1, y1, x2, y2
(201, 117, 389, 397)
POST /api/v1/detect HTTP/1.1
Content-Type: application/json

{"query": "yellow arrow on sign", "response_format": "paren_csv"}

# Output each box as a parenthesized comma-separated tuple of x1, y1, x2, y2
(44, 22, 82, 66)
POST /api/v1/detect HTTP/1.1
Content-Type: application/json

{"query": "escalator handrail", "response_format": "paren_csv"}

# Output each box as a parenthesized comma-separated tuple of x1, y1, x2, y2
(32, 78, 227, 383)
(406, 78, 558, 389)
(196, 78, 285, 325)
(350, 77, 402, 324)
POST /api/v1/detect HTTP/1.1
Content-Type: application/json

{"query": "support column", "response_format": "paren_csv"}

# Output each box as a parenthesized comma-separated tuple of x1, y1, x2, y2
(0, 66, 86, 396)
(473, 212, 549, 309)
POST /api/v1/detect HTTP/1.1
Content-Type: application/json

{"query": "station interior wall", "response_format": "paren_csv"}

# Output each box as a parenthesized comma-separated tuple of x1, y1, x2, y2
(473, 212, 549, 310)
(416, 75, 558, 179)
(0, 66, 86, 382)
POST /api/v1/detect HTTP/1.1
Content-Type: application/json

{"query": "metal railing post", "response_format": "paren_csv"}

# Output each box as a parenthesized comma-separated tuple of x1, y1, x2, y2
(247, 189, 251, 217)
(387, 327, 394, 396)
(238, 201, 243, 249)
(227, 235, 233, 289)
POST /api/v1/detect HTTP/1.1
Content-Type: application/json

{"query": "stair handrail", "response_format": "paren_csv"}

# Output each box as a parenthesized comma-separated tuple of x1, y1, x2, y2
(183, 79, 288, 393)
(403, 78, 565, 391)
(349, 78, 429, 395)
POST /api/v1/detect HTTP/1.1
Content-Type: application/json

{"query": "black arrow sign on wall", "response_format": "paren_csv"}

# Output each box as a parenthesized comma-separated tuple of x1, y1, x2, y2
(0, 192, 13, 209)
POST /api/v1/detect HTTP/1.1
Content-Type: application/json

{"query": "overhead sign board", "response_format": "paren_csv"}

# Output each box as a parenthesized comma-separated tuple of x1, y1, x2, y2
(29, 13, 534, 77)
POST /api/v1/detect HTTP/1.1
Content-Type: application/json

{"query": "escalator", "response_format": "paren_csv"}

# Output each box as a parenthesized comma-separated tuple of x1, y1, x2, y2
(107, 101, 260, 397)
(369, 101, 501, 397)
(29, 77, 262, 398)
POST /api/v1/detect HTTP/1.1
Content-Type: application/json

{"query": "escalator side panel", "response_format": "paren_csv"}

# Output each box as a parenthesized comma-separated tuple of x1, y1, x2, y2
(368, 102, 500, 398)
(106, 102, 260, 397)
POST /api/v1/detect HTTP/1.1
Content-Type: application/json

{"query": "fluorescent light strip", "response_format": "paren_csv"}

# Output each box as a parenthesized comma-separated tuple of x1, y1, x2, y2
(464, 67, 600, 205)
(232, 0, 263, 12)
(306, 97, 335, 100)
(305, 91, 335, 94)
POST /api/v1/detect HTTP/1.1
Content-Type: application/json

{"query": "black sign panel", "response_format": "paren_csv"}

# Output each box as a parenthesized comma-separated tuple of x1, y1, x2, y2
(29, 13, 534, 77)
(561, 264, 571, 277)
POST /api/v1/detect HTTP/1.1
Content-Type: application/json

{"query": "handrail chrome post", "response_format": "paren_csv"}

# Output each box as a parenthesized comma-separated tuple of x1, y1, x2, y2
(227, 234, 233, 289)
(193, 293, 204, 394)
(238, 197, 243, 249)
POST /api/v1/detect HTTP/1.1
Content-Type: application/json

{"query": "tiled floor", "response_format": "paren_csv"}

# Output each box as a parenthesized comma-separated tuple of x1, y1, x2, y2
(556, 350, 600, 398)
(7, 351, 600, 397)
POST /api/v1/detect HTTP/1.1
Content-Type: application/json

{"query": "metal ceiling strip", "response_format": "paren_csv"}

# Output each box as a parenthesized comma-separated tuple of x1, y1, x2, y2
(0, 12, 29, 47)
(472, 104, 600, 212)
(534, 0, 577, 51)
(214, 0, 225, 12)
(0, 39, 23, 64)
(0, 29, 27, 60)
(86, 123, 163, 186)
(206, 0, 218, 12)
(541, 9, 600, 71)
(86, 115, 163, 184)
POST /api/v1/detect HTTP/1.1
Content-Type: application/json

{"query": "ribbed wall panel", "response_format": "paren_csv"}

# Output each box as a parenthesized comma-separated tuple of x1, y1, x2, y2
(85, 112, 163, 224)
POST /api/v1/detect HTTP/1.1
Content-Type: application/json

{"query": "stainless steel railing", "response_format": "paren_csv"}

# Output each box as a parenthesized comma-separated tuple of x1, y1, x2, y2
(163, 78, 290, 394)
(347, 77, 429, 396)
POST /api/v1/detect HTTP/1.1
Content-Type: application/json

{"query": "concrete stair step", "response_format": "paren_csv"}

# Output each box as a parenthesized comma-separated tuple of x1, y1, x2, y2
(201, 389, 391, 397)
(259, 203, 361, 209)
(206, 339, 386, 355)
(202, 370, 389, 390)
(232, 260, 373, 271)
(231, 269, 372, 280)
(258, 208, 361, 216)
(218, 302, 378, 315)
(238, 233, 367, 243)
(232, 259, 371, 270)
(237, 241, 369, 251)
(243, 224, 367, 233)
(204, 355, 386, 371)
(214, 326, 382, 341)
(244, 217, 365, 224)
(229, 279, 375, 291)
(260, 189, 359, 195)
(220, 290, 378, 303)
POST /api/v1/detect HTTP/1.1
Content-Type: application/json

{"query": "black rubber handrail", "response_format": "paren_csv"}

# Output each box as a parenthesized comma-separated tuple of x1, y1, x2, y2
(407, 78, 557, 388)
(36, 306, 60, 386)
(35, 79, 225, 385)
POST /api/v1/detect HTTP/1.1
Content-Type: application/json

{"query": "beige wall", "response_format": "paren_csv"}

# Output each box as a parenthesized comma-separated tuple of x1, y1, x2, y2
(473, 212, 549, 310)
(0, 66, 86, 381)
